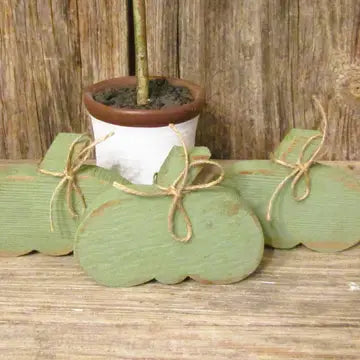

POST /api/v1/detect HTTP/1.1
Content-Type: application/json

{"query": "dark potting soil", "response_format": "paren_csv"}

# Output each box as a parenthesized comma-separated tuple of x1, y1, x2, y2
(93, 79, 194, 110)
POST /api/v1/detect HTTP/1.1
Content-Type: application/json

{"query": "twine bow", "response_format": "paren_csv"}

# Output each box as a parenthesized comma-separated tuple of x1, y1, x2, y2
(113, 123, 225, 242)
(39, 132, 114, 232)
(266, 96, 328, 221)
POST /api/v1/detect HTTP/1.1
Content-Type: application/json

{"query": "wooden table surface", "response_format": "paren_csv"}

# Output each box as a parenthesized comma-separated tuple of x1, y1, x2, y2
(0, 247, 359, 360)
(0, 160, 359, 359)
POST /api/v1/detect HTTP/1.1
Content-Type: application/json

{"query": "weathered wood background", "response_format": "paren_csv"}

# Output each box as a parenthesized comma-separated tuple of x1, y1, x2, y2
(1, 0, 360, 160)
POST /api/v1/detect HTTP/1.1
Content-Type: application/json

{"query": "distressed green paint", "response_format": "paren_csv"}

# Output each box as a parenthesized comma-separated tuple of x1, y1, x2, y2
(0, 133, 127, 256)
(156, 146, 211, 186)
(74, 149, 264, 287)
(223, 129, 360, 252)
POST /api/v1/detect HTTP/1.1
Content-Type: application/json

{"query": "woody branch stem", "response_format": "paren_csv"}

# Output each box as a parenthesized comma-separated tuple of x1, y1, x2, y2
(133, 0, 149, 105)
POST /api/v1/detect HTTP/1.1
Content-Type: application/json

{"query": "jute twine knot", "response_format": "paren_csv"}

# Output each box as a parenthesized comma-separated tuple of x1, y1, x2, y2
(39, 132, 114, 232)
(266, 96, 328, 221)
(113, 123, 225, 242)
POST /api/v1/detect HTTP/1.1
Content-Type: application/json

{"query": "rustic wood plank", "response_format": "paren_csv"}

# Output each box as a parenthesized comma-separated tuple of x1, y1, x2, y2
(0, 0, 360, 160)
(145, 0, 179, 77)
(2, 0, 360, 163)
(0, 0, 84, 156)
(178, 0, 360, 160)
(259, 0, 360, 160)
(178, 0, 206, 86)
(78, 0, 129, 86)
(0, 246, 359, 359)
(0, 0, 128, 159)
(77, 0, 129, 135)
(180, 0, 266, 160)
(0, 0, 44, 159)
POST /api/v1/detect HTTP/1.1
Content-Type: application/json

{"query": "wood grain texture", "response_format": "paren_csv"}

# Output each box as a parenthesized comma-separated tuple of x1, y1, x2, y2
(2, 0, 360, 161)
(0, 246, 359, 359)
(0, 0, 128, 159)
(180, 0, 266, 159)
(145, 0, 179, 77)
(222, 129, 360, 252)
(75, 143, 264, 287)
(0, 134, 127, 256)
(156, 146, 211, 186)
(177, 0, 360, 159)
(78, 0, 129, 86)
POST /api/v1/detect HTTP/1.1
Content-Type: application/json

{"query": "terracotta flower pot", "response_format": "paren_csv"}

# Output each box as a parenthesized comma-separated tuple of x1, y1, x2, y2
(84, 76, 205, 184)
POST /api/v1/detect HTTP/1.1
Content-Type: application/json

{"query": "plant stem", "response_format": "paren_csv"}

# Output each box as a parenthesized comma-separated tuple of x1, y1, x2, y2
(133, 0, 149, 105)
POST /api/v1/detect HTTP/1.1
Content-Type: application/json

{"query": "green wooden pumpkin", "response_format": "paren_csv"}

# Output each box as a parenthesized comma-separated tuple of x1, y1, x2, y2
(223, 128, 360, 252)
(74, 147, 264, 287)
(0, 133, 127, 256)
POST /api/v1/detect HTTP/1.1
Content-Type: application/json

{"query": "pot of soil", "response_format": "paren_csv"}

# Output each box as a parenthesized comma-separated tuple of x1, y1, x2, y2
(84, 76, 205, 184)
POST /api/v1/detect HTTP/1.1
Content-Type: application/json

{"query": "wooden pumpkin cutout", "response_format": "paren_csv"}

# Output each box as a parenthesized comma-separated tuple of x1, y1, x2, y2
(0, 133, 127, 256)
(75, 136, 264, 287)
(156, 146, 211, 187)
(223, 128, 360, 252)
